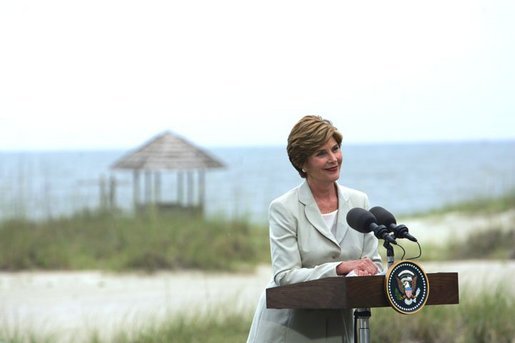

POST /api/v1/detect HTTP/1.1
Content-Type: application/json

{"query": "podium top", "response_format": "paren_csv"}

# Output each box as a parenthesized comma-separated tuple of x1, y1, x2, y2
(266, 272, 458, 309)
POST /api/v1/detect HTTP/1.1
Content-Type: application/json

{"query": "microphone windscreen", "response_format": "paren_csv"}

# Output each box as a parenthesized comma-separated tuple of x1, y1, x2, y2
(369, 206, 397, 226)
(346, 208, 376, 233)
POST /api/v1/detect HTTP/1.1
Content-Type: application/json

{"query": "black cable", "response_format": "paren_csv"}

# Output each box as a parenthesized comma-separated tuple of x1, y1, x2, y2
(395, 242, 407, 260)
(407, 241, 423, 260)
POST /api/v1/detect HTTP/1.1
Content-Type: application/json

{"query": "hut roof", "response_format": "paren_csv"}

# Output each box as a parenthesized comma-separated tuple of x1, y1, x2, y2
(111, 131, 225, 171)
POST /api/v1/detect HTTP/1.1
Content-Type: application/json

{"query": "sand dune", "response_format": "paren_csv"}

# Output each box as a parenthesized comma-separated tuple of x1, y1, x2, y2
(399, 209, 515, 244)
(2, 261, 514, 342)
(1, 211, 513, 341)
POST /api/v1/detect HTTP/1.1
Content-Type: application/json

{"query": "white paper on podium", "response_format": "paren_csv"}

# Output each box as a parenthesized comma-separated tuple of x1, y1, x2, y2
(346, 269, 386, 277)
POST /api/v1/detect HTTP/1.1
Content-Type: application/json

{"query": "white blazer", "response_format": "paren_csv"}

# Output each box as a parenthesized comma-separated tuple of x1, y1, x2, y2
(247, 181, 383, 343)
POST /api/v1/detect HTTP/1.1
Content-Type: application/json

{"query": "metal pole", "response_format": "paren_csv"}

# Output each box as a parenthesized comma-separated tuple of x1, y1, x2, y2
(355, 239, 395, 343)
(354, 308, 371, 343)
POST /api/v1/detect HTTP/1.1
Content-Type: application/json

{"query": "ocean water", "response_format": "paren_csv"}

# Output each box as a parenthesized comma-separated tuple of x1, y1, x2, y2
(0, 141, 514, 224)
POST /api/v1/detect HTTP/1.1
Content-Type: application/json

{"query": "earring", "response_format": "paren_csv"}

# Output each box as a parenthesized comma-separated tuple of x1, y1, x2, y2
(302, 168, 306, 173)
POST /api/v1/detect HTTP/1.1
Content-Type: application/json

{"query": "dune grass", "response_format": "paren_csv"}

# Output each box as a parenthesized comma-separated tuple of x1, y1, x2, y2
(381, 225, 515, 262)
(1, 193, 514, 342)
(447, 226, 515, 260)
(410, 189, 515, 216)
(372, 286, 515, 343)
(389, 189, 515, 262)
(1, 287, 513, 343)
(92, 287, 515, 343)
(0, 208, 270, 272)
(107, 312, 252, 343)
(1, 189, 514, 273)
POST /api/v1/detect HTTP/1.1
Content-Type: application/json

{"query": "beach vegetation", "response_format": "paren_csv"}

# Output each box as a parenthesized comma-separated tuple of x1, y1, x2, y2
(410, 188, 515, 216)
(0, 208, 270, 272)
(1, 190, 514, 272)
(385, 225, 515, 262)
(1, 287, 513, 343)
(372, 286, 514, 343)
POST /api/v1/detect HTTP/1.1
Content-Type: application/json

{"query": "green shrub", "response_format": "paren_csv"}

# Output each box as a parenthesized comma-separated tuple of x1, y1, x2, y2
(370, 286, 514, 342)
(447, 227, 515, 260)
(0, 210, 270, 272)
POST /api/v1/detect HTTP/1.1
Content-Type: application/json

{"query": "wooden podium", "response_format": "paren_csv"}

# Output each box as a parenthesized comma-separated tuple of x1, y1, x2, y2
(267, 272, 458, 309)
(266, 272, 459, 342)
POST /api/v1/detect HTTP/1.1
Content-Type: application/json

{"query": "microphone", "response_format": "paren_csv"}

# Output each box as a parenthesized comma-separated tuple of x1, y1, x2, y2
(346, 208, 397, 244)
(369, 206, 418, 242)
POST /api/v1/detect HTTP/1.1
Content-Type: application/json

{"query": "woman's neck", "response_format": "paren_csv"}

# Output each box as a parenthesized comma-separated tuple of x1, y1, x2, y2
(308, 179, 338, 213)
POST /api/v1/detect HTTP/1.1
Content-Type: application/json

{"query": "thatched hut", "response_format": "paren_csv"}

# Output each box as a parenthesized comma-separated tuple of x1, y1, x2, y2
(111, 131, 224, 214)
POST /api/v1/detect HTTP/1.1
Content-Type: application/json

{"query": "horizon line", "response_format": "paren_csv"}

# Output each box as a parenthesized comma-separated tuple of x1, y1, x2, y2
(1, 137, 514, 153)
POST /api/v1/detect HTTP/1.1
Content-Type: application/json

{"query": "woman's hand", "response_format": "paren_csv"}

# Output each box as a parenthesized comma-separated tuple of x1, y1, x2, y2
(336, 257, 378, 276)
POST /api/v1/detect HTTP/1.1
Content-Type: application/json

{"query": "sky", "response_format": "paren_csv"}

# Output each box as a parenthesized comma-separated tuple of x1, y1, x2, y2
(1, 0, 514, 151)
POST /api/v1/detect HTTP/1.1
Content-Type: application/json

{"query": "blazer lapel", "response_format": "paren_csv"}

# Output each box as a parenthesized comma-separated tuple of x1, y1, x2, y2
(298, 181, 340, 247)
(335, 184, 352, 244)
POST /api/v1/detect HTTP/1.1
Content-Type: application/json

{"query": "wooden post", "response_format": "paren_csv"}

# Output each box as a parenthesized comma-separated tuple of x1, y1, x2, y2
(145, 171, 152, 204)
(154, 172, 161, 204)
(187, 170, 194, 206)
(99, 175, 107, 209)
(133, 170, 140, 210)
(109, 175, 116, 209)
(198, 169, 205, 211)
(177, 171, 184, 206)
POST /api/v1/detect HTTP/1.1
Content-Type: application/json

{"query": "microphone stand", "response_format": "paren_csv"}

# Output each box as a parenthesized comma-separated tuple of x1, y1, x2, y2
(354, 237, 395, 343)
(384, 239, 395, 268)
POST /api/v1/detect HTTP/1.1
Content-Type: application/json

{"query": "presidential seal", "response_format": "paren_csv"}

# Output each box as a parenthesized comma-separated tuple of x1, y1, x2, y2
(384, 260, 429, 315)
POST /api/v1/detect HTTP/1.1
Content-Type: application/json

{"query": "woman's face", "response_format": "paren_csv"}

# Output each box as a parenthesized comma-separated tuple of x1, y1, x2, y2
(302, 137, 342, 184)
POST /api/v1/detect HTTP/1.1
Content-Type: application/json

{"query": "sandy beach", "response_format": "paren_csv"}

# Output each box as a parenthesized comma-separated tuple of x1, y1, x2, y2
(1, 211, 514, 341)
(398, 209, 515, 244)
(2, 261, 514, 342)
(0, 266, 270, 341)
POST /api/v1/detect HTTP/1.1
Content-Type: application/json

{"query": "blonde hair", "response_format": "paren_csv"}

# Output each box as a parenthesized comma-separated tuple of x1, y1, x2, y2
(287, 115, 343, 178)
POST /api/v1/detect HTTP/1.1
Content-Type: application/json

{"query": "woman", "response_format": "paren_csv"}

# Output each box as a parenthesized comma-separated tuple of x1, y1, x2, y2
(247, 115, 383, 342)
